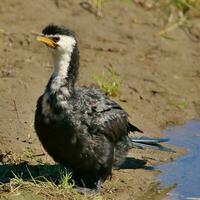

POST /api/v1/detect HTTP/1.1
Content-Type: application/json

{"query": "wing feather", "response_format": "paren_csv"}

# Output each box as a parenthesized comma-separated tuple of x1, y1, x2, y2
(76, 88, 141, 142)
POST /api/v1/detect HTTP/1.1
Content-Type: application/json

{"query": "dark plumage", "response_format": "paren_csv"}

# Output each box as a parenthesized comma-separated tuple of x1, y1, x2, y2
(42, 24, 75, 37)
(35, 25, 168, 191)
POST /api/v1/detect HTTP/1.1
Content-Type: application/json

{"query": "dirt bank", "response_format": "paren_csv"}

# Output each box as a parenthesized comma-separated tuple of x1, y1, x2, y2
(0, 0, 199, 199)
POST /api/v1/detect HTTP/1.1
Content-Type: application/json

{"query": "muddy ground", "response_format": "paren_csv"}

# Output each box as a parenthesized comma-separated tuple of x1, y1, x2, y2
(0, 0, 199, 199)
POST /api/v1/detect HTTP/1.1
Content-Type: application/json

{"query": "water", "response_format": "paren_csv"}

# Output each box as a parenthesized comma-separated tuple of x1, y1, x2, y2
(158, 121, 200, 200)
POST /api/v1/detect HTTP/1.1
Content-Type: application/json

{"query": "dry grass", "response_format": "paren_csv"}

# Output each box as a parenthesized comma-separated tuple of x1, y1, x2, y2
(0, 166, 104, 200)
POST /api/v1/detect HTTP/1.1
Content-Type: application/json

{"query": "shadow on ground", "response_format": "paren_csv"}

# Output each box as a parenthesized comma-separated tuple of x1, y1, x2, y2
(0, 163, 65, 184)
(0, 157, 149, 185)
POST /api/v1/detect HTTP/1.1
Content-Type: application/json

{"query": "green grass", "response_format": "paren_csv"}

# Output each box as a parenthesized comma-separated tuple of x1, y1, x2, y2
(176, 100, 188, 110)
(152, 0, 200, 36)
(93, 66, 121, 96)
(1, 170, 73, 196)
(0, 166, 104, 200)
(156, 0, 200, 19)
(170, 0, 199, 13)
(59, 172, 74, 191)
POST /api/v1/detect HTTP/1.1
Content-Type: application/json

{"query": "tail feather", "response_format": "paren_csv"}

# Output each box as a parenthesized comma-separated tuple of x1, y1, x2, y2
(128, 122, 143, 133)
(130, 136, 174, 152)
(131, 136, 169, 144)
(127, 123, 174, 152)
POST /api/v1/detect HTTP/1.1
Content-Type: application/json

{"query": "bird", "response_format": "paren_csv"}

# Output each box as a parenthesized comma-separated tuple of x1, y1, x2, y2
(34, 24, 169, 192)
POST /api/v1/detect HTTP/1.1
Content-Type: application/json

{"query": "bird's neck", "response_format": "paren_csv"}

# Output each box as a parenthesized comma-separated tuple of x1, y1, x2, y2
(47, 44, 79, 97)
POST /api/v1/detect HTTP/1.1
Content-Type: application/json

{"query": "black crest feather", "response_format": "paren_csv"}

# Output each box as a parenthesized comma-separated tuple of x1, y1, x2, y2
(42, 24, 75, 37)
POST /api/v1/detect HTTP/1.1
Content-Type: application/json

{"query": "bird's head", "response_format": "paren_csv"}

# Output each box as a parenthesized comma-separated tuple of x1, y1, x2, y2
(37, 24, 76, 57)
(37, 25, 79, 89)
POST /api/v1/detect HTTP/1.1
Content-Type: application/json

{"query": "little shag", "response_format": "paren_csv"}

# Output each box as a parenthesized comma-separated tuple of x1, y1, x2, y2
(35, 24, 169, 191)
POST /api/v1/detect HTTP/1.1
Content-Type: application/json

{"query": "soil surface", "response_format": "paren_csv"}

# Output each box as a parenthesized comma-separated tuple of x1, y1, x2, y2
(0, 0, 199, 199)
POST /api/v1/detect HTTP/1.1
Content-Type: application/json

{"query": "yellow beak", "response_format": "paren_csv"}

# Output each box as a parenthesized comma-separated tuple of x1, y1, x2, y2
(37, 36, 58, 49)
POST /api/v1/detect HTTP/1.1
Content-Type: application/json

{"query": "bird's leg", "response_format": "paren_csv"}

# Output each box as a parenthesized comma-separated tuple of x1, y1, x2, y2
(72, 174, 105, 194)
(74, 186, 99, 195)
(61, 171, 97, 194)
(73, 178, 103, 194)
(95, 178, 103, 192)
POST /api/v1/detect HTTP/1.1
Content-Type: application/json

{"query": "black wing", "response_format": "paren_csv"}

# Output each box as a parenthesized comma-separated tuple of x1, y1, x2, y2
(80, 88, 142, 142)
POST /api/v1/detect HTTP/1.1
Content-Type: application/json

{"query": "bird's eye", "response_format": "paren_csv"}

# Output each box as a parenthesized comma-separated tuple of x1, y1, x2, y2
(52, 37, 60, 43)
